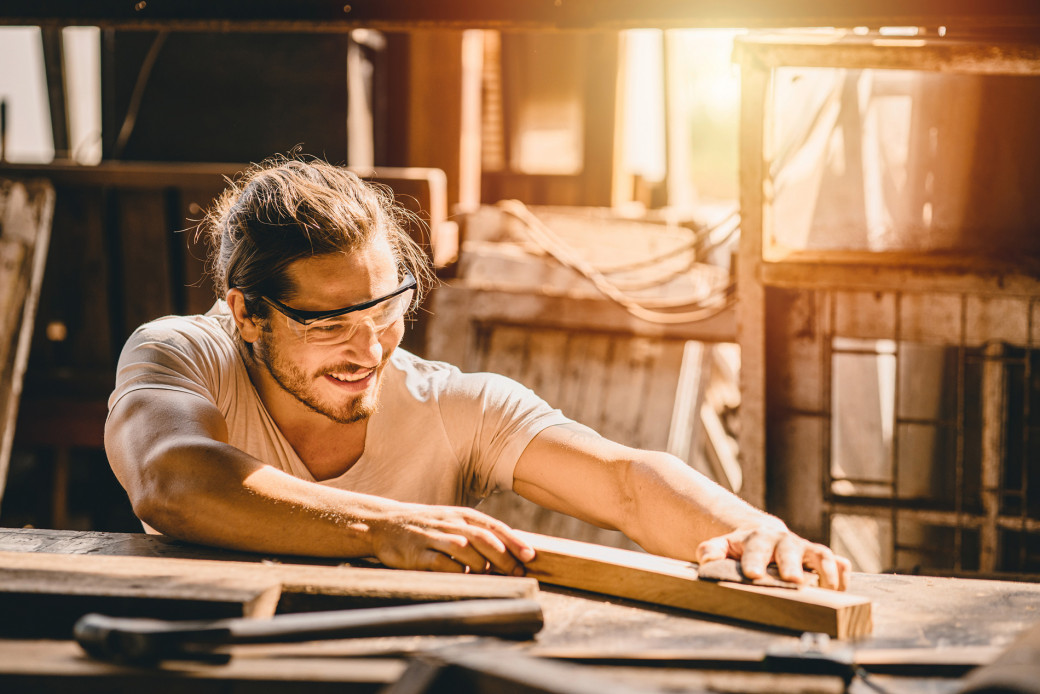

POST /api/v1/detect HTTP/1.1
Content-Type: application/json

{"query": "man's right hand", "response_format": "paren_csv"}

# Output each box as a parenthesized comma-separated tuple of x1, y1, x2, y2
(369, 503, 535, 576)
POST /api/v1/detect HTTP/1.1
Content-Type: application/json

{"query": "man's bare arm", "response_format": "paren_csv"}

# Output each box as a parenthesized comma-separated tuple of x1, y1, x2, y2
(105, 389, 533, 574)
(512, 423, 849, 589)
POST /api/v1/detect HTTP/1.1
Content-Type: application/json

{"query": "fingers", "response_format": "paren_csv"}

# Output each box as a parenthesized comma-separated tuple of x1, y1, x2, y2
(463, 512, 537, 567)
(432, 525, 523, 576)
(803, 549, 851, 591)
(772, 533, 807, 584)
(699, 526, 851, 591)
(739, 530, 779, 580)
(696, 536, 730, 564)
(376, 505, 534, 576)
(419, 549, 468, 574)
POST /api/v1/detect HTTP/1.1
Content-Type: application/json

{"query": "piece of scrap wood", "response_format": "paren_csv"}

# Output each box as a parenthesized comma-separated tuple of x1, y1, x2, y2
(0, 550, 539, 605)
(0, 567, 281, 639)
(517, 531, 872, 639)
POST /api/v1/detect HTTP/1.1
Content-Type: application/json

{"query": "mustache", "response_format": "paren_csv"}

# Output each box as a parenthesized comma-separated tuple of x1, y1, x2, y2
(318, 356, 389, 377)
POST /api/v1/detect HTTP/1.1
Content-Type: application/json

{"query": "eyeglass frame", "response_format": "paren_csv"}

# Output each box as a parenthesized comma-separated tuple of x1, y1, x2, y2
(257, 269, 417, 326)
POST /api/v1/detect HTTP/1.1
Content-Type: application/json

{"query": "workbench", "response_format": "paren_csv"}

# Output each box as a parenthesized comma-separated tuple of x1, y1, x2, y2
(1, 527, 1037, 693)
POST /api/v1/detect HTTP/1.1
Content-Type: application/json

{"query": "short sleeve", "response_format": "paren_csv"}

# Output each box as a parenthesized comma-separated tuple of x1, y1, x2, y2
(107, 315, 237, 416)
(439, 371, 572, 500)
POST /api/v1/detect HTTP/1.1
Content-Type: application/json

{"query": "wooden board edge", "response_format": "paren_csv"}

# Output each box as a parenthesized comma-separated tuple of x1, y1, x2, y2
(518, 530, 873, 638)
(0, 550, 540, 603)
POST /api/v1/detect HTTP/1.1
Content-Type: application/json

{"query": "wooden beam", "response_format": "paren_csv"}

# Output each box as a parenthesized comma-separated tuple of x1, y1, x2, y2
(0, 179, 54, 511)
(1, 567, 282, 638)
(518, 531, 872, 639)
(0, 640, 406, 693)
(0, 550, 538, 608)
(427, 282, 737, 356)
(4, 0, 1040, 31)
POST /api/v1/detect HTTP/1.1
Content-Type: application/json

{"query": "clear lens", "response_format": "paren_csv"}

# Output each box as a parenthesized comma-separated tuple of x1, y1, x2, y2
(298, 288, 414, 345)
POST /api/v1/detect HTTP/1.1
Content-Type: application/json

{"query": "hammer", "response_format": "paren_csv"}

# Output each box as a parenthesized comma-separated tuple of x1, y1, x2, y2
(74, 598, 544, 665)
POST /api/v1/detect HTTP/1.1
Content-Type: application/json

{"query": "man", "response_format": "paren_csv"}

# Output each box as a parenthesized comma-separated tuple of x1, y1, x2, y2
(105, 156, 850, 589)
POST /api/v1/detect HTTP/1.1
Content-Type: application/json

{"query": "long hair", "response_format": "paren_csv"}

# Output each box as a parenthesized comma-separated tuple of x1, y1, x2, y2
(200, 154, 433, 320)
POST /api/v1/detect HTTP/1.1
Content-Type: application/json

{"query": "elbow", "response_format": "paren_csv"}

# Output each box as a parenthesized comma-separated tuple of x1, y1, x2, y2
(122, 439, 203, 537)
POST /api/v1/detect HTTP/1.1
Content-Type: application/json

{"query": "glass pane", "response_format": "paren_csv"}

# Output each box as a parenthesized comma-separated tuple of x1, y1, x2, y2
(831, 514, 891, 573)
(0, 27, 54, 163)
(769, 67, 1040, 258)
(831, 344, 895, 490)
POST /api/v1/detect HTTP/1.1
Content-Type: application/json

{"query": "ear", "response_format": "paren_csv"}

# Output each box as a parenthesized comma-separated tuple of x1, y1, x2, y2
(226, 289, 263, 344)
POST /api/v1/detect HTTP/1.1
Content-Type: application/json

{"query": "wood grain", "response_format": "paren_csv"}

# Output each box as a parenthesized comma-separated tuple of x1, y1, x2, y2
(0, 550, 538, 606)
(0, 178, 54, 508)
(518, 531, 873, 639)
(0, 549, 539, 639)
(0, 567, 282, 638)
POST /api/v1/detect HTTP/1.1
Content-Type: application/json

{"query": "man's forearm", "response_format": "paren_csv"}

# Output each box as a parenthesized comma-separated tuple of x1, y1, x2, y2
(129, 436, 394, 558)
(621, 452, 785, 561)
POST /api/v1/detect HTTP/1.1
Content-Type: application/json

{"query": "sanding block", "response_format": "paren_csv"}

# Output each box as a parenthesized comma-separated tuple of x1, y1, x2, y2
(696, 558, 819, 589)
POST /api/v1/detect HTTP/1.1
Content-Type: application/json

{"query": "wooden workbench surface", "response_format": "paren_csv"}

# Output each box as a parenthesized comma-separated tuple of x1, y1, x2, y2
(2, 527, 1038, 693)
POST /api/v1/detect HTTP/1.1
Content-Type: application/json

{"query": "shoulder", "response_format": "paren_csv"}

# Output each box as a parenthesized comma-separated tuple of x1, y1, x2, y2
(389, 350, 528, 405)
(122, 303, 238, 362)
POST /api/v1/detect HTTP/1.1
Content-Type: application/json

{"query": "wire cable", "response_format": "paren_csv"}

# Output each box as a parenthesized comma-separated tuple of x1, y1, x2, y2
(112, 30, 168, 160)
(496, 200, 735, 325)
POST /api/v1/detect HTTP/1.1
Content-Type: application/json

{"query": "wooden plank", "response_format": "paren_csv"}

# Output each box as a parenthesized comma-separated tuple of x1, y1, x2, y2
(735, 50, 769, 509)
(760, 258, 1040, 297)
(518, 531, 873, 639)
(8, 0, 1040, 32)
(0, 640, 405, 694)
(116, 190, 175, 334)
(177, 184, 227, 315)
(734, 34, 1040, 76)
(431, 282, 737, 343)
(598, 336, 650, 447)
(480, 324, 529, 383)
(405, 31, 482, 212)
(562, 333, 611, 429)
(47, 187, 114, 369)
(0, 567, 282, 638)
(0, 179, 54, 509)
(0, 550, 539, 610)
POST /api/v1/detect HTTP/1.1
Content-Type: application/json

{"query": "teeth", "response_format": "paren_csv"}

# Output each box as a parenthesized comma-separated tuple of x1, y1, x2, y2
(329, 370, 370, 382)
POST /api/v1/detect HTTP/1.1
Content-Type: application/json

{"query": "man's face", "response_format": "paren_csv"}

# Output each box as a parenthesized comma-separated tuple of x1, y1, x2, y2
(251, 238, 406, 424)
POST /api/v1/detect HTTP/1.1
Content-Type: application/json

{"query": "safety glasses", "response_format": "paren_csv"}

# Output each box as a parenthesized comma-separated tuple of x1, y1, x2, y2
(260, 270, 416, 345)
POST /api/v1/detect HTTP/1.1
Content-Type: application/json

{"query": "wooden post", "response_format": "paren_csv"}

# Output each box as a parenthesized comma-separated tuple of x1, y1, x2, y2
(736, 51, 771, 509)
(405, 30, 483, 212)
(0, 179, 55, 511)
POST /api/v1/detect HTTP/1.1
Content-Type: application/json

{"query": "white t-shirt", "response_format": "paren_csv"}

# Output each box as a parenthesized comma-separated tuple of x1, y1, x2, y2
(108, 304, 572, 507)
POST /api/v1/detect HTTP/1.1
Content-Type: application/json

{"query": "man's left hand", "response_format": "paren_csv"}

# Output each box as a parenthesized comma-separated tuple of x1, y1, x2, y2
(696, 525, 851, 591)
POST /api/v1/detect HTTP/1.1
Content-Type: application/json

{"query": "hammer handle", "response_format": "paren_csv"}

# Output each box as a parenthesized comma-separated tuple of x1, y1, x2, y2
(76, 598, 543, 663)
(228, 598, 544, 643)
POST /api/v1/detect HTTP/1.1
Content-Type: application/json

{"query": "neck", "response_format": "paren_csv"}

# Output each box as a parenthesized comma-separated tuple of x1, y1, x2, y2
(245, 354, 369, 481)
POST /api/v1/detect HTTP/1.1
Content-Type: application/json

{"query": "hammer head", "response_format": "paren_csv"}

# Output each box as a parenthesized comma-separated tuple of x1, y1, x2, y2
(74, 613, 232, 665)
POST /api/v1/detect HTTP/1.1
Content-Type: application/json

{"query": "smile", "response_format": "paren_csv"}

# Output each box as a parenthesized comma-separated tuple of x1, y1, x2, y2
(323, 368, 376, 391)
(327, 370, 372, 382)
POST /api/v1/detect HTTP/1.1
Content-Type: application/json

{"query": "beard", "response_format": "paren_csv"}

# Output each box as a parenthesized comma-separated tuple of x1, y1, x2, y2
(253, 333, 385, 425)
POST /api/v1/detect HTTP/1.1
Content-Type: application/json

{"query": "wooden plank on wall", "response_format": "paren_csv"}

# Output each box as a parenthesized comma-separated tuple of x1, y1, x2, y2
(0, 179, 54, 509)
(10, 1, 1040, 32)
(405, 31, 483, 212)
(116, 190, 174, 336)
(520, 531, 873, 639)
(736, 49, 769, 509)
(178, 185, 226, 315)
(42, 187, 114, 370)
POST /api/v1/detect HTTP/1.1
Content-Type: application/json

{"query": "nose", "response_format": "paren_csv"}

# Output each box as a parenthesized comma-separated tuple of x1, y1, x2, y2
(340, 318, 383, 367)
